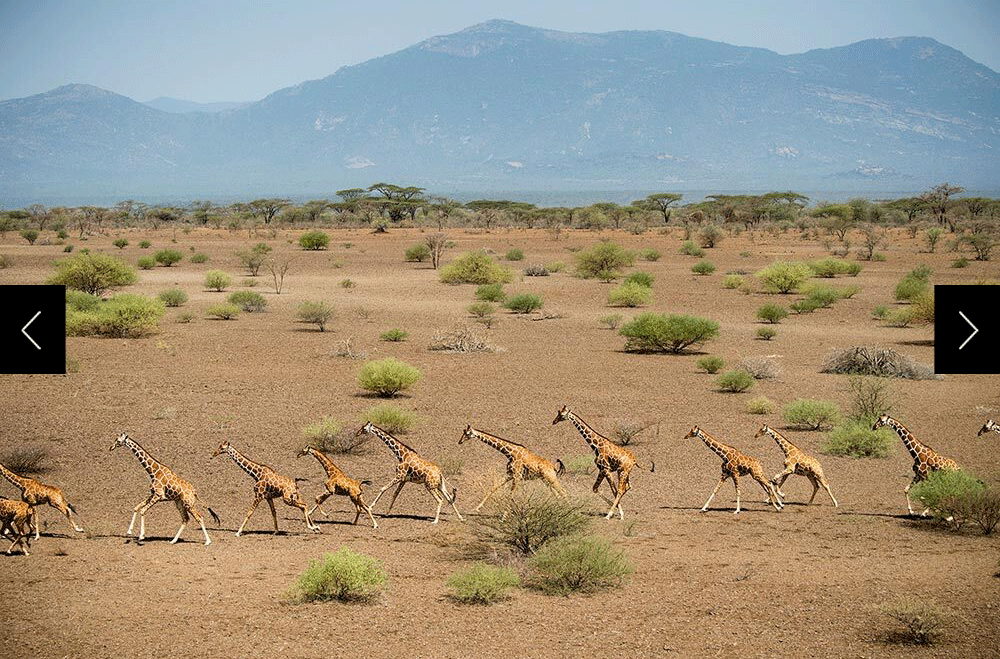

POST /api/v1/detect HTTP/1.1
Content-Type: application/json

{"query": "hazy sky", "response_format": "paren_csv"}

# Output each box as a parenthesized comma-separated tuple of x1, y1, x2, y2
(1, 0, 998, 103)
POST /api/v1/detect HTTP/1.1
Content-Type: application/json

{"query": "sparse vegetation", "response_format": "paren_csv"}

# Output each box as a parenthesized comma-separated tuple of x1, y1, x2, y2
(822, 421, 894, 458)
(638, 248, 661, 261)
(894, 266, 931, 303)
(782, 399, 840, 430)
(299, 230, 330, 250)
(157, 289, 188, 307)
(881, 599, 947, 645)
(756, 261, 812, 294)
(379, 328, 408, 342)
(472, 489, 589, 555)
(441, 251, 514, 285)
(203, 270, 232, 292)
(66, 294, 165, 337)
(228, 290, 268, 312)
(620, 313, 719, 354)
(821, 346, 937, 380)
(291, 548, 387, 603)
(302, 417, 369, 455)
(623, 271, 654, 288)
(756, 303, 788, 324)
(361, 404, 416, 434)
(475, 283, 506, 302)
(575, 242, 634, 281)
(189, 252, 209, 263)
(598, 313, 623, 330)
(691, 260, 715, 275)
(607, 282, 651, 307)
(716, 370, 754, 393)
(358, 357, 422, 397)
(137, 256, 155, 270)
(0, 447, 51, 475)
(809, 258, 861, 278)
(722, 274, 745, 289)
(746, 396, 776, 415)
(504, 293, 544, 314)
(20, 228, 39, 245)
(505, 248, 525, 261)
(154, 249, 183, 266)
(696, 355, 725, 374)
(526, 535, 633, 596)
(113, 238, 129, 249)
(405, 242, 432, 262)
(296, 300, 333, 331)
(679, 240, 705, 258)
(207, 303, 240, 320)
(447, 564, 520, 604)
(49, 252, 137, 295)
(429, 325, 497, 353)
(755, 327, 777, 341)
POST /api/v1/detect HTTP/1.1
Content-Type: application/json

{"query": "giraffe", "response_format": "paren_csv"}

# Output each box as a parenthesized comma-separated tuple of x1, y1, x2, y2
(212, 440, 320, 536)
(977, 419, 999, 437)
(356, 422, 463, 524)
(552, 406, 652, 520)
(0, 462, 84, 539)
(459, 425, 567, 511)
(297, 445, 377, 529)
(873, 414, 960, 515)
(755, 424, 838, 507)
(0, 498, 35, 556)
(685, 425, 783, 514)
(110, 432, 220, 545)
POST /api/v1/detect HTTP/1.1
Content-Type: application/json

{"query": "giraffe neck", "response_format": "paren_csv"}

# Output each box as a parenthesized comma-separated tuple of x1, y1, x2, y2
(884, 418, 924, 460)
(307, 448, 338, 476)
(367, 425, 413, 463)
(764, 427, 797, 457)
(223, 445, 267, 481)
(696, 429, 732, 460)
(123, 437, 166, 479)
(566, 412, 607, 456)
(0, 463, 30, 492)
(469, 429, 516, 459)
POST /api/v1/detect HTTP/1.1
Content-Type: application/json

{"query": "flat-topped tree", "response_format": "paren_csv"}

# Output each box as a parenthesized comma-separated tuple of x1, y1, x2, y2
(634, 193, 682, 224)
(240, 198, 291, 225)
(336, 188, 367, 202)
(367, 183, 426, 223)
(921, 183, 964, 231)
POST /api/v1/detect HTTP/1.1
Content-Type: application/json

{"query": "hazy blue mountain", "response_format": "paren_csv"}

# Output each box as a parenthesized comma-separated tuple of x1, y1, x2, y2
(2, 20, 998, 203)
(143, 97, 248, 114)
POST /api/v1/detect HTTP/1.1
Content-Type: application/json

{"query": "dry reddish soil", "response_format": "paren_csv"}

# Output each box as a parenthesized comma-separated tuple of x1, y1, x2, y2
(1, 226, 998, 659)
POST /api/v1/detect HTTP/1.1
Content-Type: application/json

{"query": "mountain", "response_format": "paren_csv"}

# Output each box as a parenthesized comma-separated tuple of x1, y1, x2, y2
(2, 20, 998, 204)
(143, 97, 248, 114)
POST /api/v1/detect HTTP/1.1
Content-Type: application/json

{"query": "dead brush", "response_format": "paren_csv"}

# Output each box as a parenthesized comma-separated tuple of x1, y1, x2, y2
(428, 325, 499, 353)
(822, 346, 938, 380)
(612, 420, 658, 447)
(0, 447, 51, 475)
(738, 356, 781, 380)
(880, 599, 949, 645)
(332, 336, 366, 360)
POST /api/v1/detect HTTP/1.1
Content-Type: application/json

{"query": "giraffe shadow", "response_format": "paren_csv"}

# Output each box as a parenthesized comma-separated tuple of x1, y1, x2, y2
(375, 512, 437, 522)
(837, 511, 917, 520)
(658, 505, 781, 514)
(895, 339, 934, 347)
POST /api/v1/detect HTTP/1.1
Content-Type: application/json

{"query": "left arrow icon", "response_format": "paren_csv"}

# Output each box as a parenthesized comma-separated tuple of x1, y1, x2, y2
(22, 310, 41, 350)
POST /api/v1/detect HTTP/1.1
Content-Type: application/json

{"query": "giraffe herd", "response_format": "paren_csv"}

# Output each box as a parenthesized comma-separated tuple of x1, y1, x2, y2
(0, 410, 990, 554)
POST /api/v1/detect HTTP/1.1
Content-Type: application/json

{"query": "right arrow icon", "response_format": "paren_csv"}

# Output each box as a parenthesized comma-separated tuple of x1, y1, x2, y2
(958, 311, 978, 350)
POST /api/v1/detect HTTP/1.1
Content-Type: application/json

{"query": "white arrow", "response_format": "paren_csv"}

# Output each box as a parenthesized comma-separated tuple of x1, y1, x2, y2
(959, 311, 978, 350)
(21, 310, 41, 350)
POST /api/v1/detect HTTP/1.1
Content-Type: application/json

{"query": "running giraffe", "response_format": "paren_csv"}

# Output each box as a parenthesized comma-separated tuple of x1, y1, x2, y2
(978, 419, 999, 437)
(212, 440, 319, 536)
(459, 425, 567, 510)
(755, 424, 837, 507)
(685, 425, 783, 514)
(110, 432, 219, 545)
(297, 445, 377, 529)
(0, 498, 35, 555)
(553, 406, 652, 520)
(873, 414, 960, 515)
(356, 422, 463, 524)
(0, 462, 84, 539)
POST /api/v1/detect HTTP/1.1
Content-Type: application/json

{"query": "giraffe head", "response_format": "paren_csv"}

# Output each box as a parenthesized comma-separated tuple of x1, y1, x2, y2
(211, 440, 232, 458)
(754, 424, 772, 440)
(683, 426, 702, 440)
(459, 424, 476, 444)
(978, 419, 997, 436)
(355, 421, 375, 437)
(110, 432, 130, 451)
(296, 445, 316, 458)
(552, 405, 571, 425)
(872, 414, 892, 431)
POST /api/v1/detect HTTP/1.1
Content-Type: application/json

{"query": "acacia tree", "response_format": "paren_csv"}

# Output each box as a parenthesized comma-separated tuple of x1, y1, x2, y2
(242, 198, 291, 225)
(634, 193, 682, 224)
(921, 183, 964, 231)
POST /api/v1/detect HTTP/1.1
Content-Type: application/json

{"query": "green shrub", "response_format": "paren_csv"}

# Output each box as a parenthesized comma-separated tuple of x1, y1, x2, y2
(696, 355, 725, 374)
(527, 535, 633, 596)
(139, 240, 151, 249)
(505, 248, 525, 261)
(746, 396, 776, 415)
(447, 564, 520, 604)
(881, 599, 947, 645)
(755, 261, 812, 293)
(909, 469, 984, 518)
(137, 256, 155, 270)
(782, 399, 840, 430)
(20, 229, 39, 245)
(340, 278, 355, 288)
(623, 271, 654, 288)
(49, 252, 138, 295)
(504, 293, 544, 314)
(789, 299, 821, 314)
(475, 283, 506, 302)
(113, 238, 129, 249)
(871, 305, 889, 320)
(0, 254, 11, 269)
(756, 327, 777, 341)
(619, 313, 719, 354)
(361, 404, 417, 434)
(228, 290, 268, 312)
(299, 230, 330, 250)
(358, 358, 422, 397)
(473, 489, 590, 555)
(207, 303, 240, 320)
(62, 245, 74, 252)
(951, 257, 969, 268)
(236, 243, 270, 275)
(822, 421, 894, 458)
(65, 289, 100, 312)
(405, 243, 432, 262)
(598, 313, 623, 330)
(698, 224, 723, 248)
(639, 248, 661, 261)
(203, 270, 231, 292)
(722, 274, 745, 289)
(467, 301, 496, 318)
(607, 282, 651, 307)
(65, 294, 165, 338)
(802, 285, 840, 308)
(691, 260, 715, 275)
(189, 252, 209, 263)
(809, 258, 861, 277)
(575, 242, 634, 281)
(756, 303, 788, 324)
(158, 289, 188, 307)
(884, 308, 914, 327)
(302, 417, 369, 455)
(716, 370, 754, 393)
(292, 547, 387, 603)
(296, 301, 333, 331)
(894, 266, 931, 302)
(441, 251, 514, 285)
(546, 261, 565, 273)
(379, 328, 408, 342)
(154, 249, 183, 266)
(523, 263, 549, 277)
(679, 240, 705, 258)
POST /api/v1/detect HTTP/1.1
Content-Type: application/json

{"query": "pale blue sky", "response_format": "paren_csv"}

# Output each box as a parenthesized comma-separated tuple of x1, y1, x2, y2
(1, 0, 998, 103)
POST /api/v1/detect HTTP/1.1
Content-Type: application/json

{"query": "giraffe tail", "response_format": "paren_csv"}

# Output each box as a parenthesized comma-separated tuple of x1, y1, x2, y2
(650, 460, 656, 473)
(207, 507, 221, 526)
(360, 479, 372, 486)
(555, 459, 566, 476)
(67, 501, 77, 514)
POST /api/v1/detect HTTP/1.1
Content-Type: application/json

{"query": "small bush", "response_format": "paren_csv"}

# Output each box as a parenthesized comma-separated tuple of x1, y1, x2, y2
(894, 267, 931, 302)
(822, 420, 894, 458)
(292, 547, 387, 603)
(139, 240, 152, 249)
(113, 238, 129, 249)
(137, 256, 155, 270)
(475, 283, 506, 302)
(756, 261, 812, 294)
(746, 396, 775, 415)
(696, 355, 725, 374)
(441, 251, 513, 285)
(473, 489, 590, 555)
(236, 243, 270, 275)
(871, 305, 889, 320)
(505, 248, 525, 261)
(575, 242, 634, 281)
(203, 270, 231, 292)
(698, 224, 723, 248)
(546, 261, 565, 273)
(691, 260, 715, 276)
(809, 258, 861, 278)
(429, 326, 497, 352)
(722, 274, 745, 289)
(299, 230, 330, 250)
(821, 346, 937, 380)
(738, 356, 779, 380)
(65, 289, 101, 312)
(207, 303, 240, 320)
(716, 370, 754, 393)
(527, 535, 633, 595)
(49, 252, 138, 295)
(302, 417, 369, 455)
(467, 301, 496, 318)
(339, 278, 355, 289)
(639, 248, 661, 261)
(362, 404, 417, 434)
(783, 399, 840, 430)
(358, 357, 422, 397)
(623, 271, 654, 288)
(801, 284, 839, 308)
(66, 294, 165, 338)
(620, 313, 719, 354)
(756, 327, 777, 341)
(951, 257, 969, 268)
(679, 240, 705, 258)
(154, 249, 183, 267)
(447, 564, 520, 604)
(158, 289, 188, 307)
(909, 469, 984, 519)
(20, 229, 39, 245)
(228, 290, 268, 312)
(380, 328, 408, 342)
(405, 243, 432, 262)
(524, 263, 549, 277)
(756, 303, 788, 324)
(789, 299, 821, 314)
(504, 293, 544, 314)
(296, 301, 333, 331)
(0, 447, 51, 475)
(607, 282, 651, 307)
(598, 313, 623, 330)
(884, 308, 914, 328)
(176, 312, 195, 324)
(881, 599, 947, 645)
(189, 252, 209, 263)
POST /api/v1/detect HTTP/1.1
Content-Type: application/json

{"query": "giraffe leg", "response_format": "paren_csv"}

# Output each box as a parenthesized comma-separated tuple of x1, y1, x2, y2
(385, 481, 406, 513)
(606, 478, 630, 520)
(807, 476, 820, 505)
(136, 495, 164, 541)
(756, 476, 782, 511)
(267, 499, 279, 534)
(429, 488, 445, 524)
(904, 478, 918, 515)
(475, 476, 514, 512)
(31, 510, 40, 540)
(771, 468, 793, 499)
(701, 477, 728, 512)
(127, 492, 158, 537)
(821, 478, 838, 507)
(56, 501, 85, 533)
(192, 509, 211, 545)
(170, 500, 189, 544)
(288, 496, 319, 533)
(369, 477, 402, 513)
(309, 490, 332, 518)
(352, 493, 378, 529)
(732, 475, 743, 515)
(237, 498, 262, 537)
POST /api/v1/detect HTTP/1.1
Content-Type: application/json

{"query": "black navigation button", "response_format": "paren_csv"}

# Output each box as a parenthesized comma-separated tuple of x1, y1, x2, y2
(934, 285, 1000, 374)
(2, 285, 66, 374)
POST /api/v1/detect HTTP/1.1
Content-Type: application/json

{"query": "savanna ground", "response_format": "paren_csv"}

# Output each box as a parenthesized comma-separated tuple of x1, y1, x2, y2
(1, 224, 998, 658)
